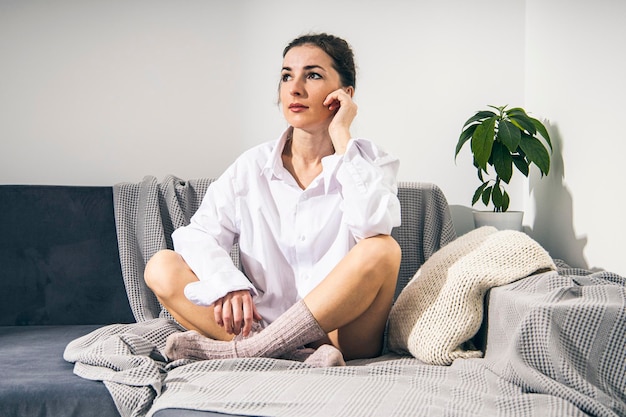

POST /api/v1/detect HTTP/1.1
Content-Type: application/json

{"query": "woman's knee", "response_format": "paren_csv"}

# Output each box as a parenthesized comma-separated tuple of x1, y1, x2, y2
(356, 235, 402, 273)
(144, 249, 184, 297)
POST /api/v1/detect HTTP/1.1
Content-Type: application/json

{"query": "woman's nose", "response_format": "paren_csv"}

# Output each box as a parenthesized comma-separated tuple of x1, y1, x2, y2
(290, 78, 304, 96)
(290, 86, 301, 96)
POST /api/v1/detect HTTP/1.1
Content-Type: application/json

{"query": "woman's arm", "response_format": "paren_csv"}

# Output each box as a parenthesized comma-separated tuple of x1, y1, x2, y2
(323, 88, 401, 239)
(335, 138, 401, 240)
(172, 169, 255, 308)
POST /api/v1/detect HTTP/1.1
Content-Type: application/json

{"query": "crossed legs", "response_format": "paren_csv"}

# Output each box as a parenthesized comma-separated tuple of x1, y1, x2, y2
(144, 234, 401, 361)
(305, 234, 401, 359)
(144, 249, 234, 341)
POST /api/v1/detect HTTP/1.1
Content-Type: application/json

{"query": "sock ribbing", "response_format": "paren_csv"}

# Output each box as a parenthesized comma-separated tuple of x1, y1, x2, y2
(165, 300, 326, 361)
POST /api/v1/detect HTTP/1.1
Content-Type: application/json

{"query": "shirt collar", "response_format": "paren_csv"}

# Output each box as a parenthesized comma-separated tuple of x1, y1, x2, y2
(261, 126, 293, 180)
(260, 126, 345, 194)
(321, 153, 342, 194)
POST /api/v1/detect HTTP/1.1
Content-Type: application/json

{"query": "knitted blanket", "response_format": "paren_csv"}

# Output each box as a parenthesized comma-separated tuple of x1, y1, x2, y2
(387, 226, 556, 365)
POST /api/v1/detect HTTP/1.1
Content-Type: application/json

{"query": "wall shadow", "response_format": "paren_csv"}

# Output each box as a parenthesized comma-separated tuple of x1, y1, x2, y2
(526, 122, 590, 269)
(449, 205, 475, 238)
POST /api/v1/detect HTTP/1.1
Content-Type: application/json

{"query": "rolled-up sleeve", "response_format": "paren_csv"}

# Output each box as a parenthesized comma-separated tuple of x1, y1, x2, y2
(335, 138, 401, 240)
(172, 171, 255, 307)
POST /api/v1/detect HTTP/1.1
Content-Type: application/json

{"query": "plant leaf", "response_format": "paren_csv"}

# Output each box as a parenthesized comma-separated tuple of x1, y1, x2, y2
(477, 168, 486, 182)
(512, 154, 529, 176)
(488, 104, 506, 112)
(519, 134, 551, 175)
(497, 120, 521, 153)
(472, 181, 489, 205)
(509, 113, 537, 135)
(530, 117, 553, 151)
(492, 182, 503, 209)
(492, 141, 513, 183)
(502, 190, 510, 212)
(471, 117, 496, 170)
(463, 110, 497, 128)
(455, 124, 477, 158)
(506, 107, 528, 117)
(481, 186, 493, 206)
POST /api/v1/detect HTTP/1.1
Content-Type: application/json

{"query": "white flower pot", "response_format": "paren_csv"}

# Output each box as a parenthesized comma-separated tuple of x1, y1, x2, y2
(473, 211, 524, 231)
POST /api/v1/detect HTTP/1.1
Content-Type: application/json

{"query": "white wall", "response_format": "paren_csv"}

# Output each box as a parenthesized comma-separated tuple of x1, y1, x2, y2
(525, 0, 626, 274)
(1, 0, 623, 275)
(1, 1, 248, 183)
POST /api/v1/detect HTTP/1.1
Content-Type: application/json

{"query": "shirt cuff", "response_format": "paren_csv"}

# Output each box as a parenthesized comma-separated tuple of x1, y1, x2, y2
(184, 271, 256, 306)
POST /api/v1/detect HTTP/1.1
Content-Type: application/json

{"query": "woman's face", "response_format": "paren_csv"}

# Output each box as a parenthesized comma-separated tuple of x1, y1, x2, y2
(280, 45, 346, 132)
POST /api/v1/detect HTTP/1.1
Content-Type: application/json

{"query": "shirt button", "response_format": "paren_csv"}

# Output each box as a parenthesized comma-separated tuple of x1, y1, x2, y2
(299, 235, 306, 241)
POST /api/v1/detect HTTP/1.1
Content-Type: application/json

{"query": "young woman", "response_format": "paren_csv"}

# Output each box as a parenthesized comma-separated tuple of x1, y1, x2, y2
(144, 33, 401, 365)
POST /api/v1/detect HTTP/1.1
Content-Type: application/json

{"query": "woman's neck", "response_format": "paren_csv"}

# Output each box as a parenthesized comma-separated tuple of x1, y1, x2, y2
(291, 129, 334, 159)
(282, 128, 335, 189)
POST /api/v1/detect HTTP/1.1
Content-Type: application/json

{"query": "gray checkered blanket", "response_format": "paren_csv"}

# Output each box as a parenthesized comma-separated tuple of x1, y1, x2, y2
(63, 176, 626, 417)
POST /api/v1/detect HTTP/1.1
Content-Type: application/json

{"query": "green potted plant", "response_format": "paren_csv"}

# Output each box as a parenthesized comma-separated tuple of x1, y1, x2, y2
(455, 104, 552, 230)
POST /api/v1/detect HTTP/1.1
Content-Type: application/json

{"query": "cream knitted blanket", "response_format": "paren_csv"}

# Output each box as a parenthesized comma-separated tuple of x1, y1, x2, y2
(387, 226, 556, 365)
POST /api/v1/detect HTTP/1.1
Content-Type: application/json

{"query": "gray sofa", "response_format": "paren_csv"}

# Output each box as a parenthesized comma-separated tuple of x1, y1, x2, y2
(2, 178, 624, 417)
(0, 185, 133, 416)
(0, 178, 455, 416)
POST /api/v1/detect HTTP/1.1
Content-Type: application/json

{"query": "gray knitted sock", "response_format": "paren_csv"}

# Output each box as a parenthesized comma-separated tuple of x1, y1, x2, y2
(165, 300, 326, 361)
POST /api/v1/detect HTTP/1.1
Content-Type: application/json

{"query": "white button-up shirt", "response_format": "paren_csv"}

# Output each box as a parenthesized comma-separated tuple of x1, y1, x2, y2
(173, 128, 401, 324)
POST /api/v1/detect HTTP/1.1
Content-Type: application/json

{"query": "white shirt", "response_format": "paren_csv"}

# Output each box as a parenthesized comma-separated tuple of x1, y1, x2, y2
(172, 128, 401, 325)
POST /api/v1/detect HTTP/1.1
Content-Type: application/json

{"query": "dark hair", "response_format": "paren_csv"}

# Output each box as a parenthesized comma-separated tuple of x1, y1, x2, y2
(282, 33, 356, 89)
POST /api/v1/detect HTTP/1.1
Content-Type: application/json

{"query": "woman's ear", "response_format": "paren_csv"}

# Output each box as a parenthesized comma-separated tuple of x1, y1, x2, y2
(344, 86, 355, 98)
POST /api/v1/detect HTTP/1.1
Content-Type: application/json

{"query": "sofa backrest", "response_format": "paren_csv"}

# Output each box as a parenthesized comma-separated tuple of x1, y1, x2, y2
(0, 185, 135, 326)
(0, 180, 456, 326)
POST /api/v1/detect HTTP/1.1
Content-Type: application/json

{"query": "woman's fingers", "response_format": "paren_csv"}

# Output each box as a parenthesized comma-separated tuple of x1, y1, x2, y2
(253, 304, 263, 322)
(221, 296, 233, 334)
(213, 297, 223, 327)
(242, 298, 253, 337)
(213, 290, 262, 336)
(231, 295, 243, 335)
(324, 88, 357, 154)
(323, 88, 353, 112)
(241, 291, 264, 337)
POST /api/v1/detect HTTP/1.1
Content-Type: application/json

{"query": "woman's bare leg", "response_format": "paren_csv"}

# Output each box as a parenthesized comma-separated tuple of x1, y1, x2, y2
(305, 234, 401, 360)
(144, 249, 233, 341)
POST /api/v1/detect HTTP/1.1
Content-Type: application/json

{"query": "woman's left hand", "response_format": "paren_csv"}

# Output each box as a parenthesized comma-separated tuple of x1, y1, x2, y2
(324, 88, 357, 154)
(213, 289, 262, 337)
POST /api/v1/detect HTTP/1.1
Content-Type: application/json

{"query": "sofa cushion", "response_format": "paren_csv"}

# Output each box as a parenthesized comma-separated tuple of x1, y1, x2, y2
(0, 185, 134, 325)
(0, 325, 120, 417)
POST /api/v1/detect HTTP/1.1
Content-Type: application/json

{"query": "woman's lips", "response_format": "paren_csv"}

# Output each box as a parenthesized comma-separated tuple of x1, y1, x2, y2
(289, 103, 308, 112)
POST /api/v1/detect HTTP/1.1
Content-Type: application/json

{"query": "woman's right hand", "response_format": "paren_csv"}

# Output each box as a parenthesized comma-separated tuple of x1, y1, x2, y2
(324, 87, 357, 155)
(213, 290, 262, 337)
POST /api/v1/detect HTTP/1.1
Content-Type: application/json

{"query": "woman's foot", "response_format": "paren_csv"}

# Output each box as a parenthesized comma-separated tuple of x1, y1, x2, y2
(165, 300, 326, 361)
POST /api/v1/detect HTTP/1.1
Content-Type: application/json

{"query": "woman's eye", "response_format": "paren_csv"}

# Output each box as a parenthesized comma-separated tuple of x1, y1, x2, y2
(281, 73, 291, 82)
(307, 72, 322, 80)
